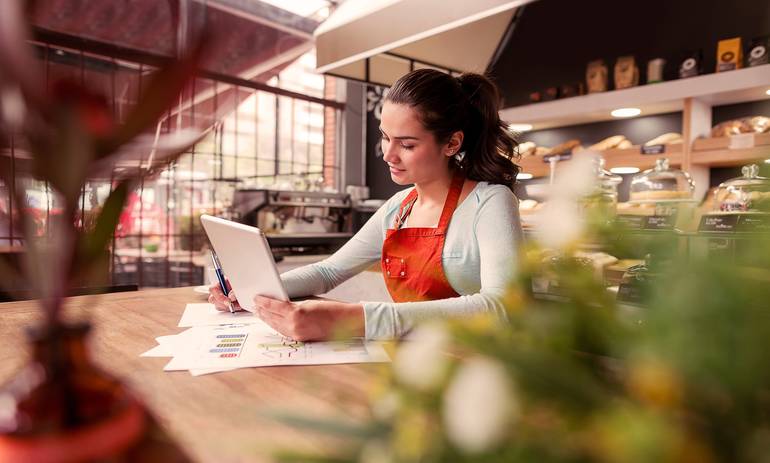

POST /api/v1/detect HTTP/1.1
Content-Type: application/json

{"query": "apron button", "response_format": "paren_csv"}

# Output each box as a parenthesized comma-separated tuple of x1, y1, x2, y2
(400, 271, 405, 276)
(387, 271, 391, 276)
(400, 259, 404, 264)
(386, 258, 390, 263)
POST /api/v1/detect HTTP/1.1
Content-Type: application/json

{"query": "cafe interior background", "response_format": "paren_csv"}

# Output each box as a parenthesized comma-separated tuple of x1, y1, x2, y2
(1, 0, 770, 461)
(1, 0, 769, 293)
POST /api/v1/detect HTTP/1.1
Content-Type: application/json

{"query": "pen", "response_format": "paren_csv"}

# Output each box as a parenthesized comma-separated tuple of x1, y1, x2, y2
(210, 250, 235, 313)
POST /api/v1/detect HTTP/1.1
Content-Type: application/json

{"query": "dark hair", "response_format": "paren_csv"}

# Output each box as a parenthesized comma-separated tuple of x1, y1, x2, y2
(385, 69, 519, 188)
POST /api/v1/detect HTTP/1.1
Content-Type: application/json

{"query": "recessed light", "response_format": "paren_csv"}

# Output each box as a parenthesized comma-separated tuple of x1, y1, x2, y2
(518, 172, 534, 180)
(766, 89, 770, 96)
(611, 107, 641, 118)
(610, 166, 640, 174)
(509, 123, 533, 132)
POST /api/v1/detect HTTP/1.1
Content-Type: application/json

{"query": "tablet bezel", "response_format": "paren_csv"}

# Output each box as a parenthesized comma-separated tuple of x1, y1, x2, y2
(200, 214, 289, 312)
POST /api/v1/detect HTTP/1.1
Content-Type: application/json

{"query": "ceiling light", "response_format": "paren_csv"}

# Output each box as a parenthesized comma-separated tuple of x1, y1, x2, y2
(509, 123, 533, 132)
(611, 107, 641, 118)
(766, 89, 770, 96)
(610, 166, 640, 174)
(518, 172, 534, 180)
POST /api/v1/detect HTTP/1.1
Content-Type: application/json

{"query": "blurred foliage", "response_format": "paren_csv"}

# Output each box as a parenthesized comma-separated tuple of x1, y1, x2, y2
(273, 191, 770, 462)
(0, 0, 207, 320)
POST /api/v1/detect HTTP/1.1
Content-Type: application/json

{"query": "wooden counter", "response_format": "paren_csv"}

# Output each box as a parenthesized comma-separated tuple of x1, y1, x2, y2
(0, 287, 383, 462)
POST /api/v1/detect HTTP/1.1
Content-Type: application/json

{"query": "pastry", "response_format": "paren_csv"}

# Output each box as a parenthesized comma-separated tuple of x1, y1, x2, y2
(644, 132, 683, 146)
(549, 139, 581, 155)
(588, 135, 627, 151)
(710, 119, 752, 137)
(630, 190, 693, 201)
(749, 116, 770, 133)
(518, 141, 537, 157)
(617, 139, 633, 149)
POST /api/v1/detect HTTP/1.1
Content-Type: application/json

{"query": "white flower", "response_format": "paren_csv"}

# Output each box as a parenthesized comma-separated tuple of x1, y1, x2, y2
(553, 154, 598, 198)
(534, 154, 597, 249)
(393, 323, 450, 390)
(536, 197, 584, 249)
(443, 357, 517, 454)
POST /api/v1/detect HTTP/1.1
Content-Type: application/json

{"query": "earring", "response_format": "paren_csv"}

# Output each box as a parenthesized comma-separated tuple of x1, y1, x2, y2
(454, 151, 466, 162)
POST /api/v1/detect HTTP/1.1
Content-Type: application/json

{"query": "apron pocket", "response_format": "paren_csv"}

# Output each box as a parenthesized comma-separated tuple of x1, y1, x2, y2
(384, 256, 407, 279)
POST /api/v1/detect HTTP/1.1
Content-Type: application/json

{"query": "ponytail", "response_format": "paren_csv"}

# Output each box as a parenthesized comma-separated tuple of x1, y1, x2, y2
(385, 69, 519, 189)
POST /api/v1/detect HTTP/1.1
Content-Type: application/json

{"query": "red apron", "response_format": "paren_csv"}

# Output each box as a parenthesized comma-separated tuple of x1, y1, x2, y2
(381, 171, 465, 302)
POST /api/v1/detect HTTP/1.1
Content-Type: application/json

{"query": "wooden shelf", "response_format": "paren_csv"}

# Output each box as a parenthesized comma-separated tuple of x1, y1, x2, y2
(518, 145, 684, 179)
(690, 147, 770, 167)
(500, 65, 770, 130)
(691, 134, 770, 167)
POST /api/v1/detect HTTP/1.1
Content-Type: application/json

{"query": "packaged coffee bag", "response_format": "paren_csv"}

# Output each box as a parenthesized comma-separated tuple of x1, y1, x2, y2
(586, 59, 608, 93)
(614, 55, 639, 89)
(747, 36, 769, 67)
(679, 50, 702, 78)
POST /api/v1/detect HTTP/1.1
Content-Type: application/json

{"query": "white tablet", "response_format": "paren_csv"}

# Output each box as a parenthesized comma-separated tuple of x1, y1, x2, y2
(200, 214, 289, 312)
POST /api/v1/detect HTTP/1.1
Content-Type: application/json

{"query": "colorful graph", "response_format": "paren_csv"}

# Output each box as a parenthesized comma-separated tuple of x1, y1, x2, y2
(258, 335, 304, 359)
(209, 333, 247, 358)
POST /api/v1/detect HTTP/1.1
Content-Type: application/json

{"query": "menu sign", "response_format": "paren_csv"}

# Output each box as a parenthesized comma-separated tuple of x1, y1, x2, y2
(617, 215, 676, 231)
(640, 144, 665, 155)
(698, 213, 770, 232)
(543, 153, 572, 163)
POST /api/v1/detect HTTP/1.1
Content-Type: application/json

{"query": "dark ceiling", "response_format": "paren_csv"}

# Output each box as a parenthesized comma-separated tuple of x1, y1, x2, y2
(490, 0, 770, 108)
(30, 0, 317, 80)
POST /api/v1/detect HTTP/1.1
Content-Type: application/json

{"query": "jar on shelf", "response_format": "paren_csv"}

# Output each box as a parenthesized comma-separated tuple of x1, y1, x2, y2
(713, 164, 770, 213)
(624, 158, 699, 231)
(580, 156, 622, 217)
(629, 158, 694, 201)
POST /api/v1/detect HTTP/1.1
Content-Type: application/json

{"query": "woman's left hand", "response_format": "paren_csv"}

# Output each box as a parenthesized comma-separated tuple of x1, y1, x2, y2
(252, 296, 365, 341)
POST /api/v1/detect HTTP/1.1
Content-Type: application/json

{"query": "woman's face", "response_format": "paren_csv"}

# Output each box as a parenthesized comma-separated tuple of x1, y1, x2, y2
(379, 102, 452, 186)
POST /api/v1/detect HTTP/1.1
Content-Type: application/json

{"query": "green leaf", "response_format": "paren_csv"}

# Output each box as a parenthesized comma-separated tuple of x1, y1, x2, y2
(272, 451, 355, 463)
(261, 410, 383, 439)
(71, 180, 130, 278)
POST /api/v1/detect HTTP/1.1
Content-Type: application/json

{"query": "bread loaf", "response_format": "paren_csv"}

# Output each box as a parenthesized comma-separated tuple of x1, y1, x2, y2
(588, 135, 627, 151)
(644, 133, 683, 146)
(549, 139, 581, 155)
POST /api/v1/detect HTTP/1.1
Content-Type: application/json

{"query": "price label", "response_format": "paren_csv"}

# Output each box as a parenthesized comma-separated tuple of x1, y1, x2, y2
(641, 144, 666, 155)
(698, 214, 740, 232)
(617, 215, 645, 229)
(644, 215, 676, 230)
(728, 133, 755, 150)
(542, 153, 572, 163)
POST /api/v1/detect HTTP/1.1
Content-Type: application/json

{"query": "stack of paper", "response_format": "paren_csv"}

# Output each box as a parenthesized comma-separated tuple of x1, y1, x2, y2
(141, 303, 390, 376)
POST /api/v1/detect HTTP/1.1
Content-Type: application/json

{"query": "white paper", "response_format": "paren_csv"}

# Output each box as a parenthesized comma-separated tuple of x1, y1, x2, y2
(178, 303, 264, 327)
(139, 330, 196, 357)
(163, 324, 389, 372)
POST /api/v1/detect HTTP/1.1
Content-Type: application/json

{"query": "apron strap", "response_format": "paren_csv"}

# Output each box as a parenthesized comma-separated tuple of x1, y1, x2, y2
(436, 170, 465, 230)
(393, 189, 418, 230)
(391, 170, 465, 231)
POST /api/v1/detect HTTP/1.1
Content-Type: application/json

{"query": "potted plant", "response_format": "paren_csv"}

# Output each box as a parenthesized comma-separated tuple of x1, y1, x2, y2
(0, 1, 209, 460)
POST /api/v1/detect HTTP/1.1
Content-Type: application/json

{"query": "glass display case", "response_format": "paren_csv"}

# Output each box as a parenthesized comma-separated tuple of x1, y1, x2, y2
(618, 158, 698, 231)
(711, 164, 770, 214)
(580, 157, 622, 216)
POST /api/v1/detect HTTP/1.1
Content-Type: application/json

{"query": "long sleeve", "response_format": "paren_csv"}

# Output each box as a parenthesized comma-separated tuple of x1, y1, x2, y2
(363, 185, 522, 339)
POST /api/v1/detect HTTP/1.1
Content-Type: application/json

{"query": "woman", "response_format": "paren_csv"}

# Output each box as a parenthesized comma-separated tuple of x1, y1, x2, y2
(209, 69, 523, 340)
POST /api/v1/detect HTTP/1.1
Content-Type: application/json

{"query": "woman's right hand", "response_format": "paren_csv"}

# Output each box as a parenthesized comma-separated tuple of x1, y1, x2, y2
(208, 282, 241, 312)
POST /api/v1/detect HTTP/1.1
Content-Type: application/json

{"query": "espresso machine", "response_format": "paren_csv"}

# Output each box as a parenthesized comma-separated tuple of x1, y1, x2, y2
(232, 189, 352, 255)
